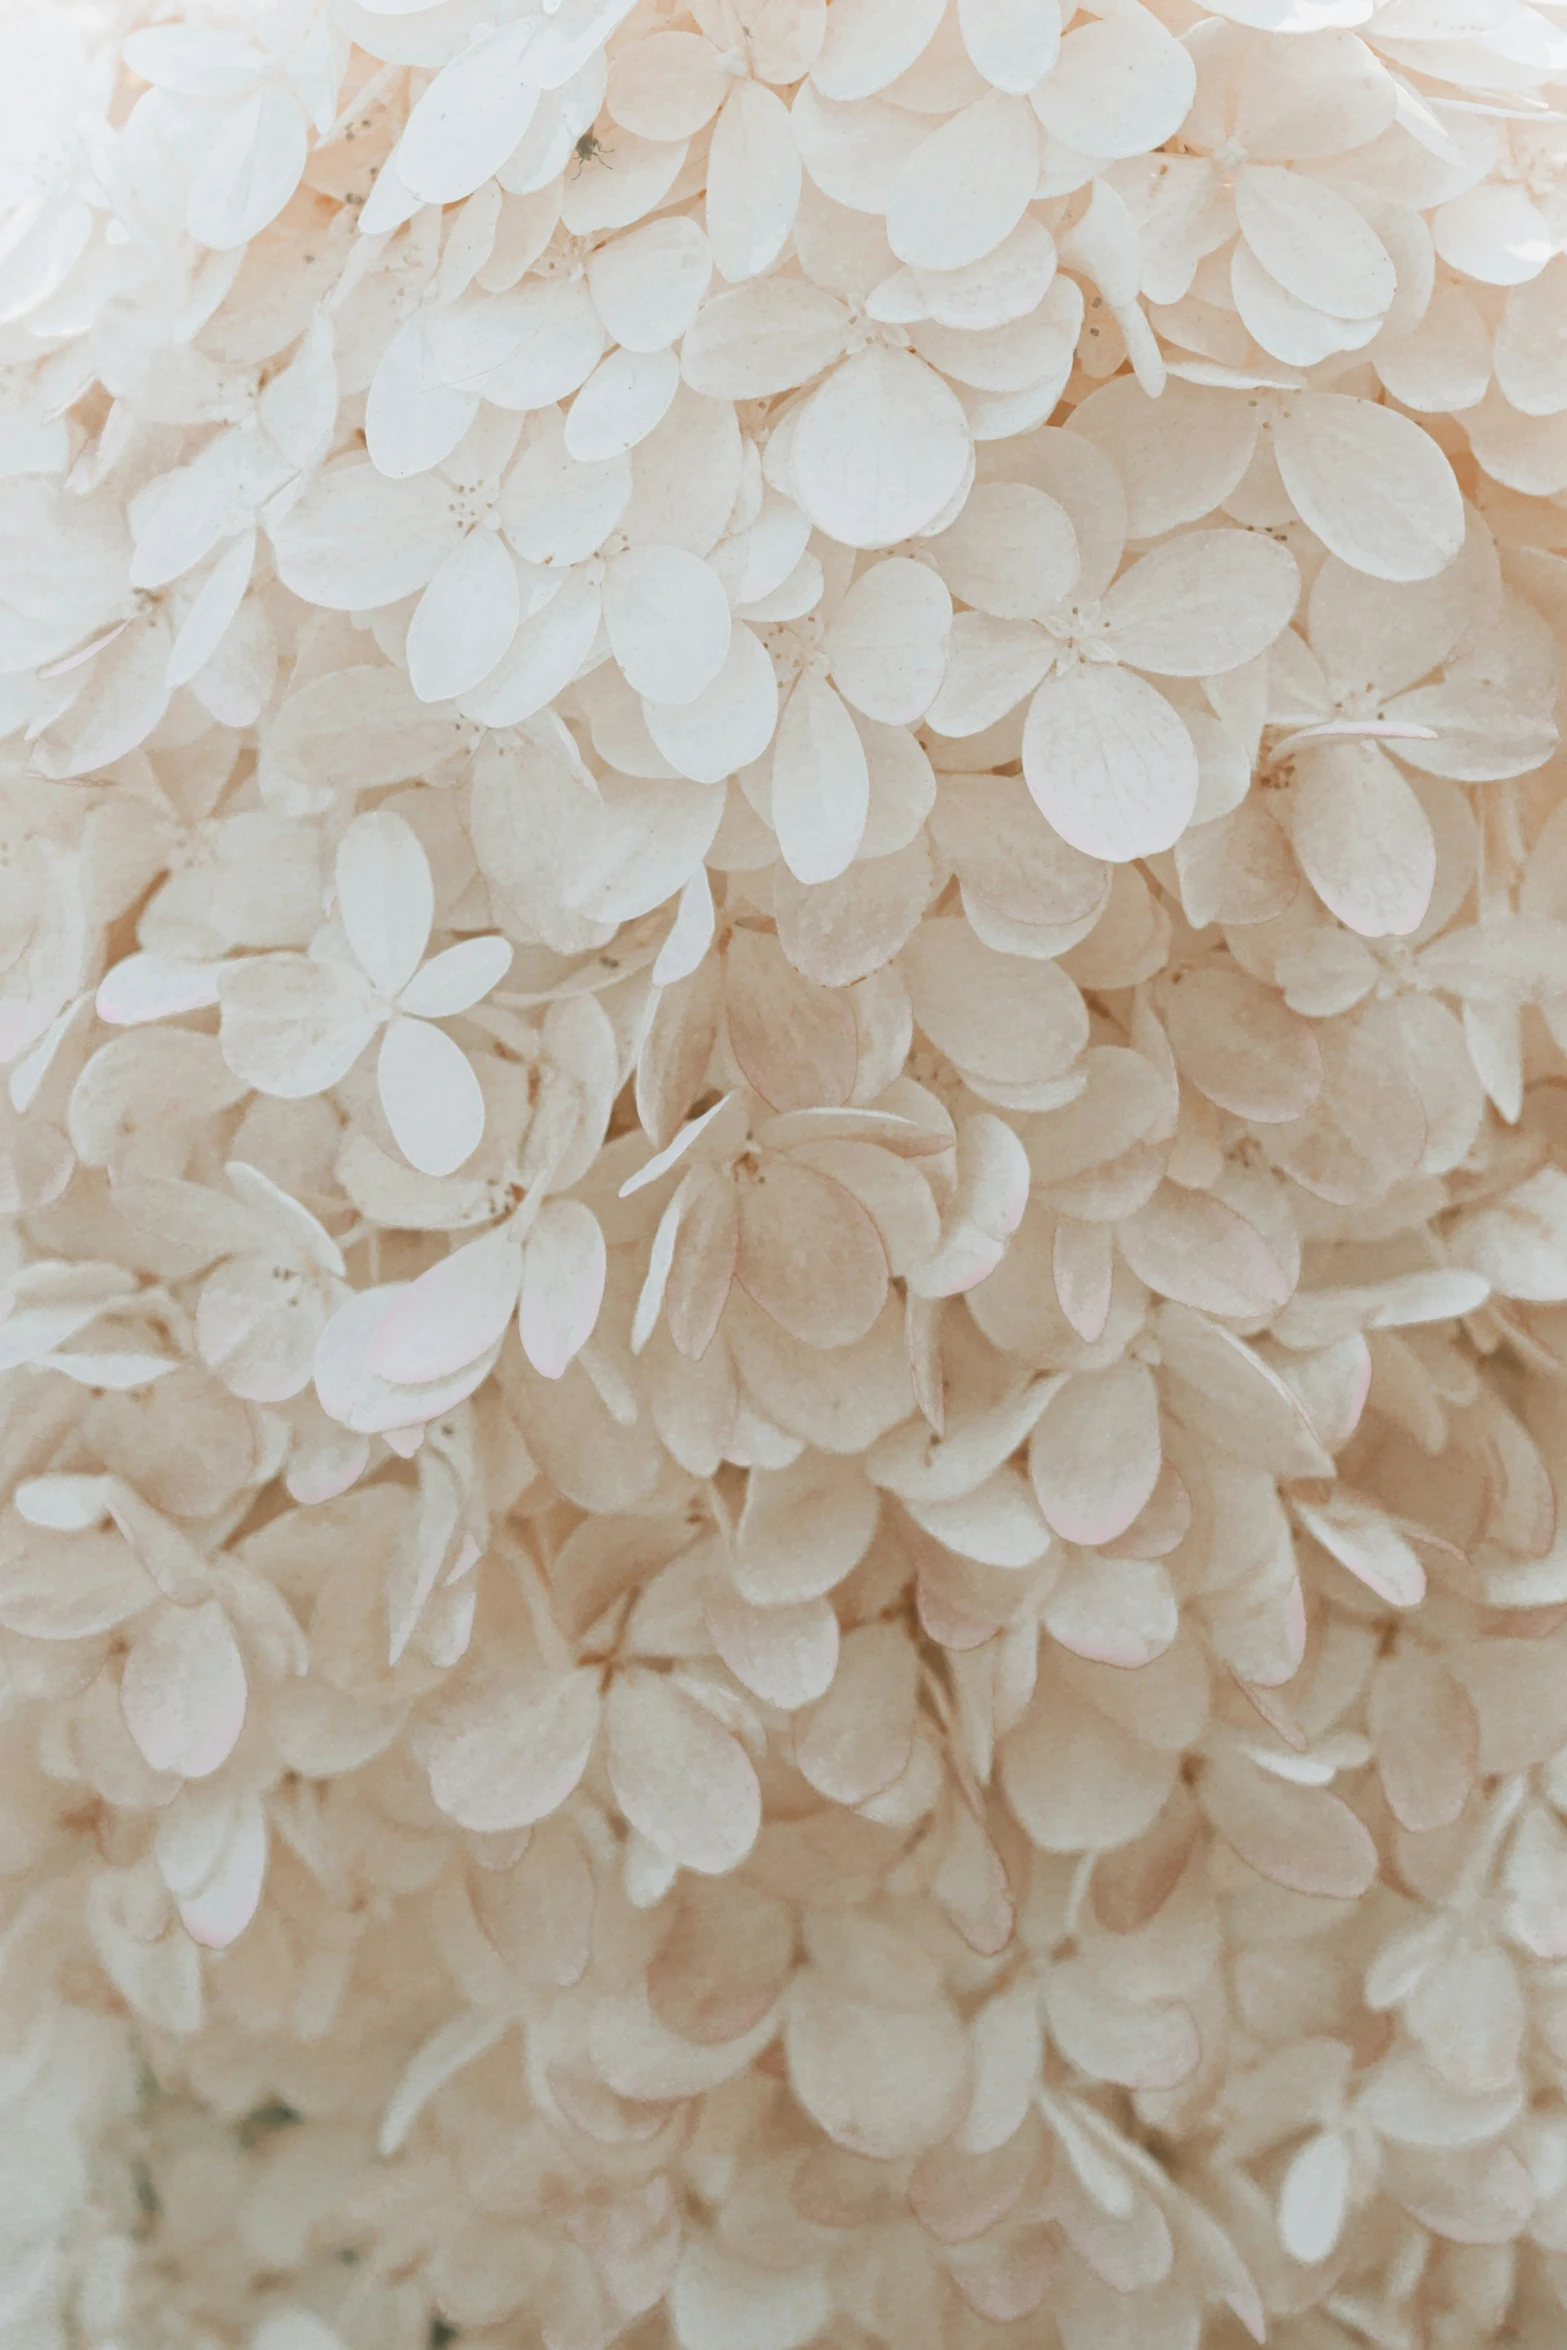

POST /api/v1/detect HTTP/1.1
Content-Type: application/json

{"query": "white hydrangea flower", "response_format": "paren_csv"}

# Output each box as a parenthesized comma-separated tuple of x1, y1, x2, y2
(4, 1, 1567, 2344)
(218, 811, 513, 1176)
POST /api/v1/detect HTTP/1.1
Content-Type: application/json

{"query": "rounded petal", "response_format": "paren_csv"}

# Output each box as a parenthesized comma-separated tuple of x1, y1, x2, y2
(605, 1669, 762, 1873)
(336, 811, 434, 999)
(565, 346, 681, 461)
(706, 81, 800, 285)
(1029, 1360, 1161, 1546)
(121, 1600, 246, 1780)
(929, 481, 1080, 622)
(825, 556, 952, 722)
(1272, 394, 1464, 584)
(735, 1158, 888, 1348)
(604, 544, 732, 704)
(1022, 667, 1198, 864)
(885, 94, 1039, 274)
(519, 1199, 607, 1379)
(1102, 530, 1299, 677)
(377, 1017, 486, 1179)
(792, 348, 971, 548)
(428, 1670, 603, 1832)
(270, 465, 459, 611)
(406, 530, 522, 704)
(1032, 13, 1195, 159)
(1291, 741, 1437, 939)
(643, 624, 780, 784)
(217, 956, 379, 1099)
(770, 674, 870, 884)
(369, 1230, 525, 1386)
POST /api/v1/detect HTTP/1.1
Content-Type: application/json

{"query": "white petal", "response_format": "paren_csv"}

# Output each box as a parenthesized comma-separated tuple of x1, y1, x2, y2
(563, 773, 724, 924)
(771, 675, 870, 884)
(565, 347, 680, 461)
(825, 557, 951, 723)
(377, 1017, 486, 1179)
(706, 81, 800, 285)
(1069, 376, 1253, 541)
(366, 316, 481, 482)
(121, 1600, 246, 1780)
(792, 348, 971, 548)
(395, 19, 542, 205)
(958, 0, 1061, 91)
(1279, 2132, 1351, 2266)
(1045, 1552, 1177, 1670)
(406, 530, 521, 704)
(811, 0, 947, 100)
(177, 1797, 267, 1951)
(928, 481, 1079, 620)
(1201, 1750, 1376, 1899)
(1029, 1360, 1161, 1546)
(97, 954, 223, 1026)
(605, 1669, 762, 1873)
(653, 868, 716, 985)
(166, 531, 254, 691)
(706, 1585, 840, 1710)
(1232, 244, 1380, 370)
(336, 811, 434, 998)
(1102, 530, 1299, 677)
(587, 214, 713, 352)
(1022, 667, 1198, 863)
(186, 86, 306, 250)
(428, 1669, 602, 1833)
(500, 414, 630, 563)
(519, 1199, 606, 1379)
(397, 935, 513, 1019)
(434, 278, 604, 411)
(680, 278, 851, 400)
(886, 94, 1038, 273)
(901, 918, 1087, 1087)
(1272, 394, 1464, 584)
(462, 572, 604, 729)
(270, 464, 459, 611)
(672, 2242, 830, 2350)
(1291, 741, 1436, 939)
(643, 624, 780, 784)
(792, 83, 930, 212)
(604, 544, 732, 704)
(1433, 181, 1553, 290)
(607, 30, 728, 140)
(1236, 165, 1395, 321)
(314, 1285, 499, 1436)
(217, 956, 379, 1099)
(1032, 13, 1195, 159)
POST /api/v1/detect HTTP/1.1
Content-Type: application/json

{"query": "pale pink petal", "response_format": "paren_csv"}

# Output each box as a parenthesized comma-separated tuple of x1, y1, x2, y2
(369, 1229, 525, 1385)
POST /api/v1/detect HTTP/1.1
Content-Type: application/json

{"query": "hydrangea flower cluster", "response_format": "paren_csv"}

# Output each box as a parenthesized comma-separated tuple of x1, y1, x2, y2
(5, 1, 1567, 2346)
